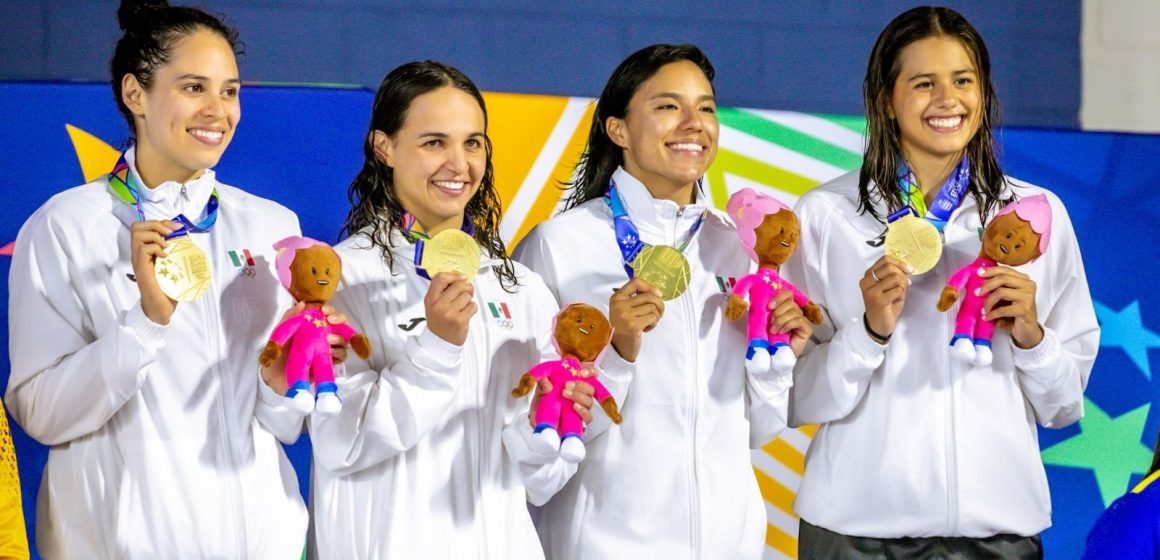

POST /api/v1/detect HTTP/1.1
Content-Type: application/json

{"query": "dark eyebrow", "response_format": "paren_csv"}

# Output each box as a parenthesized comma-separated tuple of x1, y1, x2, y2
(175, 74, 241, 85)
(906, 69, 976, 82)
(649, 92, 716, 104)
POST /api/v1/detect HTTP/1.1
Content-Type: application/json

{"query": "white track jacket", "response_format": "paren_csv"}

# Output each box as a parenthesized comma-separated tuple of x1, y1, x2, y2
(783, 171, 1099, 538)
(6, 148, 308, 559)
(309, 230, 576, 559)
(513, 168, 791, 559)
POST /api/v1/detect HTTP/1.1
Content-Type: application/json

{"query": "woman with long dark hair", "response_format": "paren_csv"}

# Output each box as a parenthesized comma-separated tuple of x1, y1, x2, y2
(309, 61, 596, 559)
(4, 1, 316, 557)
(514, 44, 805, 558)
(784, 7, 1099, 557)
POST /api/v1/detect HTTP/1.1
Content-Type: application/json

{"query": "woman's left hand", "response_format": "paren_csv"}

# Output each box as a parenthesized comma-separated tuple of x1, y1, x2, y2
(323, 305, 352, 365)
(528, 367, 597, 427)
(768, 291, 814, 356)
(978, 266, 1043, 348)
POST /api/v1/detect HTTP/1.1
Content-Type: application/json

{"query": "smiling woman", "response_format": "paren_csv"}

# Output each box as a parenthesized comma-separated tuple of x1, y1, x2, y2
(3, 1, 320, 558)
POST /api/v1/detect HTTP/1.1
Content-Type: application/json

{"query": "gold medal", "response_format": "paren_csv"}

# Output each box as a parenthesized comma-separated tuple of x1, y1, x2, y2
(421, 229, 481, 282)
(154, 236, 212, 301)
(884, 214, 942, 274)
(631, 245, 691, 301)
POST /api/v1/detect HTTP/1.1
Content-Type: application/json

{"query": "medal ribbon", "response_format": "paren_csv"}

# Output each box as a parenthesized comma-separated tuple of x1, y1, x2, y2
(402, 212, 476, 281)
(108, 152, 219, 239)
(604, 179, 706, 279)
(896, 156, 970, 232)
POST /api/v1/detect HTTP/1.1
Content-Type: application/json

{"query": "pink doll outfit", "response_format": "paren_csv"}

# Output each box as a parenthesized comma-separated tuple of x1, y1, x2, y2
(270, 306, 359, 399)
(529, 356, 612, 445)
(732, 268, 810, 358)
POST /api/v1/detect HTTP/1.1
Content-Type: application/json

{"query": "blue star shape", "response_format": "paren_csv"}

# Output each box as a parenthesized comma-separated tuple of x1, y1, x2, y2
(1095, 300, 1160, 381)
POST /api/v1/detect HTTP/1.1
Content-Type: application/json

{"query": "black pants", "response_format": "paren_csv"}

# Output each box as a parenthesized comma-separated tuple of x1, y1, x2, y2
(798, 519, 1043, 560)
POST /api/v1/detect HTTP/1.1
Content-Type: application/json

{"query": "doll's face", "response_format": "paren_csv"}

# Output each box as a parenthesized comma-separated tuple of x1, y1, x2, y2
(554, 304, 613, 363)
(982, 211, 1041, 266)
(753, 209, 800, 267)
(289, 246, 341, 303)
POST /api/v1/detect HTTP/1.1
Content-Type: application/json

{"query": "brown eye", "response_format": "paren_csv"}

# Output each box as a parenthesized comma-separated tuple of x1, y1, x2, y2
(1006, 232, 1013, 239)
(1014, 243, 1023, 249)
(575, 316, 582, 323)
(311, 266, 317, 274)
(325, 268, 331, 276)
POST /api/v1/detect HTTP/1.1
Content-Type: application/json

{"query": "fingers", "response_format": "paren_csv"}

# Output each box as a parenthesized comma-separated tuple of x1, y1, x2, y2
(612, 277, 662, 301)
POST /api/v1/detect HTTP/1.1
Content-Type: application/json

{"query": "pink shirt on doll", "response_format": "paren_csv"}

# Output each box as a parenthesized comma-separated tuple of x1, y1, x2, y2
(732, 268, 810, 347)
(528, 356, 612, 439)
(945, 256, 998, 344)
(270, 306, 359, 388)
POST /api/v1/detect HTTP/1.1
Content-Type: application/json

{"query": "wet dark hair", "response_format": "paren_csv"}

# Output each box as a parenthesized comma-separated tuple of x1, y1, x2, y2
(110, 0, 242, 135)
(859, 6, 1010, 225)
(561, 44, 715, 210)
(340, 61, 517, 290)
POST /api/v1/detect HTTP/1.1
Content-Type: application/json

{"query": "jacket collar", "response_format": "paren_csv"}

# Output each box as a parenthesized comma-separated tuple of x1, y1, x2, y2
(113, 147, 218, 228)
(610, 167, 727, 235)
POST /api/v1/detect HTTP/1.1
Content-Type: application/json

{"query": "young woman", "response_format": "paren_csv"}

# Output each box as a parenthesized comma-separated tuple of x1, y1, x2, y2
(308, 61, 596, 559)
(783, 7, 1099, 558)
(513, 44, 807, 559)
(4, 1, 319, 557)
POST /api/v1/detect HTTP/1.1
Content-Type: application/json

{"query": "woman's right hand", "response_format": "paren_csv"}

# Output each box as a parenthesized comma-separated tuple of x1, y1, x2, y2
(608, 277, 664, 363)
(424, 272, 477, 346)
(859, 256, 911, 338)
(130, 220, 180, 325)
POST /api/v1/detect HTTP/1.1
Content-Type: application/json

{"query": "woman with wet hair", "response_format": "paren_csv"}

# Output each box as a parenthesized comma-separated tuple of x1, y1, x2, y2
(309, 61, 596, 559)
(784, 7, 1098, 558)
(5, 1, 329, 557)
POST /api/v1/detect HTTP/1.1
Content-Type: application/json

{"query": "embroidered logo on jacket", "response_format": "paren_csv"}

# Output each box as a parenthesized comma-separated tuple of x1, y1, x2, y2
(398, 317, 426, 332)
(715, 276, 737, 293)
(227, 249, 256, 278)
(488, 301, 513, 330)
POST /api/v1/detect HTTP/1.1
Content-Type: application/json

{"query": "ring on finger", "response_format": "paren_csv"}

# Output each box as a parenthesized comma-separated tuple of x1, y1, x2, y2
(871, 268, 881, 282)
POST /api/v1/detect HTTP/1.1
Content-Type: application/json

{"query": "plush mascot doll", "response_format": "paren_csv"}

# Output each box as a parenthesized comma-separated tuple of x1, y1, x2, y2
(724, 188, 823, 374)
(937, 194, 1052, 367)
(259, 236, 371, 415)
(511, 303, 622, 463)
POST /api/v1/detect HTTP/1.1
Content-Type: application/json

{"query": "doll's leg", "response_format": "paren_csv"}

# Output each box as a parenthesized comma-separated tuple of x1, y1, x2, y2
(559, 407, 587, 464)
(768, 331, 796, 373)
(971, 318, 997, 367)
(950, 305, 979, 361)
(311, 348, 341, 415)
(530, 395, 565, 454)
(745, 338, 772, 375)
(284, 344, 315, 414)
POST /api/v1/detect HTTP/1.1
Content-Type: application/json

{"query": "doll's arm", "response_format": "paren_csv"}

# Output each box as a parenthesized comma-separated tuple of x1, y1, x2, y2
(511, 362, 554, 397)
(268, 313, 304, 345)
(5, 212, 170, 446)
(776, 198, 885, 431)
(328, 321, 371, 360)
(1012, 203, 1098, 429)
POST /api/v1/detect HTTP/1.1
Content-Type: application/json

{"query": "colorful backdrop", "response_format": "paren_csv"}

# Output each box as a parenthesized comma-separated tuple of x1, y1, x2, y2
(1, 82, 1157, 559)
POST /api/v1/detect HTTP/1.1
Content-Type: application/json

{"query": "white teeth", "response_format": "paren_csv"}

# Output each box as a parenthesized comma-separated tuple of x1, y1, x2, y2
(190, 129, 224, 140)
(668, 142, 704, 152)
(433, 181, 466, 192)
(927, 116, 963, 129)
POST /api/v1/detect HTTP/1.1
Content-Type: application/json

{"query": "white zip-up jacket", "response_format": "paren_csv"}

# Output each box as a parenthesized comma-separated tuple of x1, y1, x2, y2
(513, 168, 791, 559)
(5, 149, 308, 559)
(308, 229, 577, 559)
(783, 171, 1099, 538)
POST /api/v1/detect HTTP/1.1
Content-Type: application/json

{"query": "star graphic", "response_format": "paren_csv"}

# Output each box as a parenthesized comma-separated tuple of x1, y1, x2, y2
(1041, 397, 1152, 507)
(1094, 300, 1160, 380)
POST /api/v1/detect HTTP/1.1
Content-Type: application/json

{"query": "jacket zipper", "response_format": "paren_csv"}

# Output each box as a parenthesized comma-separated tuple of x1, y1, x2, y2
(200, 235, 247, 556)
(674, 208, 701, 559)
(474, 282, 489, 557)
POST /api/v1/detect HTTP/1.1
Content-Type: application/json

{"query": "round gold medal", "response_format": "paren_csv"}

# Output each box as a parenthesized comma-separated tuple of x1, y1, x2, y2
(421, 229, 481, 282)
(154, 236, 212, 302)
(884, 215, 942, 275)
(631, 245, 691, 301)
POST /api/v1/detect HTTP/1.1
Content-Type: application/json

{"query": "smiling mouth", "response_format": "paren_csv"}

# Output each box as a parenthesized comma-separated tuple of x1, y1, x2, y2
(578, 327, 590, 335)
(433, 180, 467, 193)
(189, 128, 225, 144)
(667, 142, 705, 153)
(926, 115, 964, 130)
(999, 244, 1010, 255)
(779, 241, 791, 247)
(315, 279, 330, 286)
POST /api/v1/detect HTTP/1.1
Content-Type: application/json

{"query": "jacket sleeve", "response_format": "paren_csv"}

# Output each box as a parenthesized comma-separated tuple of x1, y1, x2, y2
(782, 199, 887, 427)
(1012, 200, 1099, 428)
(310, 285, 462, 476)
(746, 367, 793, 448)
(501, 274, 578, 506)
(512, 226, 634, 442)
(5, 208, 170, 446)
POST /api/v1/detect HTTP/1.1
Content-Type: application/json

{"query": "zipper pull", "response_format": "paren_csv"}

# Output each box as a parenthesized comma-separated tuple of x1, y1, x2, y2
(181, 184, 190, 201)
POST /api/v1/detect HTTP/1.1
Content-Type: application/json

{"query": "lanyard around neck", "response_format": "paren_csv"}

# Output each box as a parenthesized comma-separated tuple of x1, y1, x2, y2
(108, 153, 219, 239)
